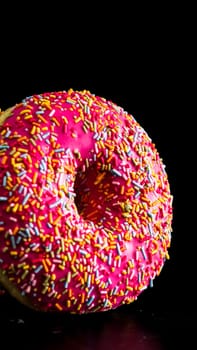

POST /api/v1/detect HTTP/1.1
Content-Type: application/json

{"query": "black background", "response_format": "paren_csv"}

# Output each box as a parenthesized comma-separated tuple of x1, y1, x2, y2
(0, 4, 195, 349)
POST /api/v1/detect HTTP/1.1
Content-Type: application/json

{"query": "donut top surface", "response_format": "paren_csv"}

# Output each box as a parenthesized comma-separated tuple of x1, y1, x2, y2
(0, 89, 173, 313)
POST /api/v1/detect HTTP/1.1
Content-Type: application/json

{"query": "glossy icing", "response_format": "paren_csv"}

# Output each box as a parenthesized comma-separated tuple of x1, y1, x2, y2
(0, 89, 173, 313)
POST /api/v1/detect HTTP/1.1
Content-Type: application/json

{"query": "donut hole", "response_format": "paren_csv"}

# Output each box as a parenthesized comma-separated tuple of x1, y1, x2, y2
(74, 165, 118, 225)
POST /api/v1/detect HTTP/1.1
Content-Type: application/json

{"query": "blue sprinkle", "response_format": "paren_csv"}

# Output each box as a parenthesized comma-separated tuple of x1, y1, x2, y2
(116, 242, 122, 256)
(141, 247, 147, 260)
(54, 148, 65, 153)
(22, 192, 32, 205)
(108, 253, 112, 265)
(0, 196, 8, 201)
(87, 286, 94, 297)
(113, 286, 119, 295)
(17, 170, 26, 177)
(118, 233, 122, 241)
(36, 110, 44, 114)
(108, 277, 112, 285)
(86, 295, 95, 306)
(148, 223, 154, 236)
(111, 168, 122, 177)
(79, 249, 88, 256)
(16, 236, 22, 245)
(49, 198, 62, 208)
(149, 279, 154, 288)
(103, 299, 109, 307)
(138, 271, 142, 283)
(25, 228, 31, 237)
(34, 226, 40, 236)
(42, 132, 50, 139)
(18, 185, 24, 194)
(5, 129, 11, 138)
(10, 236, 16, 249)
(2, 176, 7, 187)
(87, 274, 91, 288)
(34, 265, 43, 273)
(0, 144, 9, 149)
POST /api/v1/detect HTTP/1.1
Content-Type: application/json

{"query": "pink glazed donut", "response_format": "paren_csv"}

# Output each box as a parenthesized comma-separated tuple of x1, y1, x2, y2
(0, 89, 173, 313)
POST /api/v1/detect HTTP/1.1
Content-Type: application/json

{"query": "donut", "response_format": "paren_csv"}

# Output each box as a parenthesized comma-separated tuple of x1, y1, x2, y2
(0, 89, 173, 313)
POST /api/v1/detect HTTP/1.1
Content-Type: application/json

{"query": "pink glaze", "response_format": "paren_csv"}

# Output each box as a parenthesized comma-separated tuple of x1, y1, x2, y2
(0, 89, 173, 313)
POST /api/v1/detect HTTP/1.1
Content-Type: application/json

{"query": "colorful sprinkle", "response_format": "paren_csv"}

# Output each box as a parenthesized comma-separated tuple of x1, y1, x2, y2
(0, 89, 172, 314)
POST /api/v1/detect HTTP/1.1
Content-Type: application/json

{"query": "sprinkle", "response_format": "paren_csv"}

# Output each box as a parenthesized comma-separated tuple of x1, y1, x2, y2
(149, 279, 154, 288)
(49, 109, 55, 117)
(116, 242, 122, 256)
(0, 144, 9, 149)
(22, 192, 32, 205)
(148, 223, 154, 236)
(55, 303, 63, 311)
(54, 148, 65, 153)
(86, 295, 95, 307)
(111, 168, 122, 177)
(0, 196, 8, 201)
(132, 180, 144, 189)
(49, 198, 62, 208)
(34, 265, 43, 273)
(141, 246, 147, 260)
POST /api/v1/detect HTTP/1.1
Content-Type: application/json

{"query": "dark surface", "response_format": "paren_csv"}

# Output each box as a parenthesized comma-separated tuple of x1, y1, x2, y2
(0, 4, 194, 349)
(0, 291, 196, 350)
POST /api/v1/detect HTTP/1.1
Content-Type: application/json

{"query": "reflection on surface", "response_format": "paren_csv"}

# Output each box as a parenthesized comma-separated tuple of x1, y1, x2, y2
(1, 289, 196, 350)
(0, 294, 165, 350)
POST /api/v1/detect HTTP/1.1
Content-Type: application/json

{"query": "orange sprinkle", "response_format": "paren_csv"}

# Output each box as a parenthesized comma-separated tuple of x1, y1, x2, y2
(37, 114, 48, 123)
(51, 117, 60, 126)
(55, 303, 63, 311)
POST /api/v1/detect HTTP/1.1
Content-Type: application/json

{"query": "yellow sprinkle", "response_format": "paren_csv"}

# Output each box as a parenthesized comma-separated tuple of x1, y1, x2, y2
(20, 109, 32, 115)
(66, 300, 71, 308)
(30, 138, 36, 146)
(151, 240, 159, 254)
(71, 265, 77, 273)
(24, 115, 33, 119)
(79, 264, 84, 273)
(126, 286, 133, 291)
(166, 252, 170, 259)
(128, 260, 134, 268)
(12, 203, 19, 213)
(30, 125, 37, 135)
(74, 116, 82, 123)
(10, 251, 17, 255)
